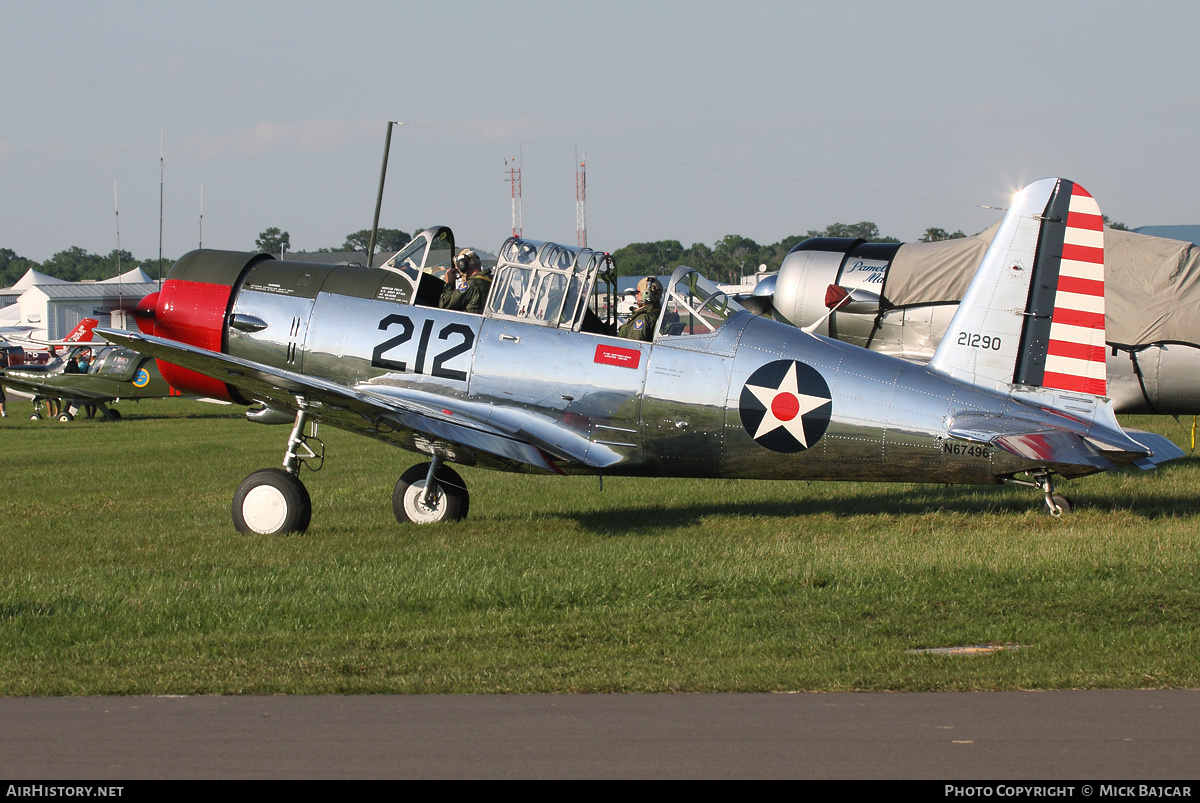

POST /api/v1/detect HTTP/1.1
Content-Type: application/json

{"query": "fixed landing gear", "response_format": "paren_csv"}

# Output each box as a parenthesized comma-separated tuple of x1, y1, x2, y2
(1005, 471, 1074, 517)
(232, 406, 323, 535)
(230, 402, 472, 534)
(1034, 472, 1073, 517)
(1046, 495, 1073, 516)
(393, 459, 469, 524)
(233, 468, 312, 534)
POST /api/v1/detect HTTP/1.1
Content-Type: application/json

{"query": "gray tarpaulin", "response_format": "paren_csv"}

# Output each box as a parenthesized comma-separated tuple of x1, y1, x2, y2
(883, 225, 1200, 348)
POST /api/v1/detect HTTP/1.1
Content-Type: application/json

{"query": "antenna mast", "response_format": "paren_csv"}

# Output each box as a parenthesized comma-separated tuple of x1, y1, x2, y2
(368, 121, 401, 267)
(506, 151, 523, 237)
(158, 126, 164, 283)
(575, 149, 586, 247)
(198, 184, 203, 250)
(114, 181, 124, 315)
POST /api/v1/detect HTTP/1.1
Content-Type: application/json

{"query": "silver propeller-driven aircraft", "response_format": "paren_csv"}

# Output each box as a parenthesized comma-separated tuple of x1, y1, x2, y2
(99, 178, 1183, 533)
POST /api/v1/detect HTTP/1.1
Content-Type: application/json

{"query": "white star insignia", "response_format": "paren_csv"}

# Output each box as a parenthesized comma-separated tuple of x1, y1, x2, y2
(745, 362, 831, 447)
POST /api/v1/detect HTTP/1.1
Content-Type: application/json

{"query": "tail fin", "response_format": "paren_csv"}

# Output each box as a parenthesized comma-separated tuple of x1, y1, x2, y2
(63, 318, 100, 343)
(929, 178, 1107, 397)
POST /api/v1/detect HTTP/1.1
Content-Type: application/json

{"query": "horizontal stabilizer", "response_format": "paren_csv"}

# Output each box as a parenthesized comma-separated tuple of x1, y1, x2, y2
(1122, 429, 1186, 469)
(948, 412, 1115, 471)
(946, 409, 1185, 475)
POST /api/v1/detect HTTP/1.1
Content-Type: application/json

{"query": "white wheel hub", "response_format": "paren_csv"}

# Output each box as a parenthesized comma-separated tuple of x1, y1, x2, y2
(403, 480, 446, 524)
(241, 484, 289, 533)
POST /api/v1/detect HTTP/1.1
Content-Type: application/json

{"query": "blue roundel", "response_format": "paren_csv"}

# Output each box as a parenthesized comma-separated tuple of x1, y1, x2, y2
(132, 367, 151, 388)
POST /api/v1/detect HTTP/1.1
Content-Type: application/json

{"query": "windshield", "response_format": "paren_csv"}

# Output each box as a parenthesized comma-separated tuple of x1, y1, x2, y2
(381, 226, 455, 275)
(658, 267, 745, 338)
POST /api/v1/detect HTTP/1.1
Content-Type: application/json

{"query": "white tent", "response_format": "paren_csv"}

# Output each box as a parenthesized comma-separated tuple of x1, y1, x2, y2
(100, 266, 154, 284)
(10, 268, 69, 290)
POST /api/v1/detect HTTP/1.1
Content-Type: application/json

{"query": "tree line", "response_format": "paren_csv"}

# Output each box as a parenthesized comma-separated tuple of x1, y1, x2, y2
(0, 247, 174, 289)
(254, 227, 412, 258)
(5, 216, 1129, 290)
(0, 223, 945, 289)
(0, 228, 415, 289)
(611, 222, 911, 283)
(610, 217, 1128, 282)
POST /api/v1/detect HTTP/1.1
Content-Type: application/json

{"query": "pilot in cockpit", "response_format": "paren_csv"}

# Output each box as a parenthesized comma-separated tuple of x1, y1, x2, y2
(619, 277, 662, 342)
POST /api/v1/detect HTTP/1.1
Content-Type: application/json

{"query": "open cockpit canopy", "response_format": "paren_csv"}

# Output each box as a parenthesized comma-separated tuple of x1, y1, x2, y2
(486, 238, 615, 332)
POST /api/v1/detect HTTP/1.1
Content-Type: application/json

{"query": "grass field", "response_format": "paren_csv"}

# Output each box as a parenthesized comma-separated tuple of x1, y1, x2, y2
(2, 398, 1198, 695)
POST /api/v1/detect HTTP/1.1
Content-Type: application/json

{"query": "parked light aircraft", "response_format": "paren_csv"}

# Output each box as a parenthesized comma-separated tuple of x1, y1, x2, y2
(98, 178, 1183, 534)
(1, 318, 181, 421)
(757, 220, 1200, 415)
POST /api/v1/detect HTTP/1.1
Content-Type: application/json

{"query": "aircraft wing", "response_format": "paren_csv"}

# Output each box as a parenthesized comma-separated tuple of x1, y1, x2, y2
(96, 328, 622, 473)
(0, 370, 116, 401)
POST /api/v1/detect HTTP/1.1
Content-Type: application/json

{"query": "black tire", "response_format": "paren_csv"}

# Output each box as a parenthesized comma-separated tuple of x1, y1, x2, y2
(393, 463, 469, 524)
(107, 408, 121, 421)
(232, 468, 312, 534)
(57, 412, 74, 422)
(30, 413, 40, 420)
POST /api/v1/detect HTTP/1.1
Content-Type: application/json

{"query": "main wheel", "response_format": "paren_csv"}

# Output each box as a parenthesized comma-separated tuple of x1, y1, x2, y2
(393, 463, 469, 524)
(232, 468, 312, 534)
(107, 408, 121, 422)
(30, 412, 40, 420)
(57, 412, 74, 422)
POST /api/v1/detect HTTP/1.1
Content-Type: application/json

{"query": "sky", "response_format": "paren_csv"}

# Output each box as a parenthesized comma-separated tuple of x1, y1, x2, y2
(2, 1, 1198, 264)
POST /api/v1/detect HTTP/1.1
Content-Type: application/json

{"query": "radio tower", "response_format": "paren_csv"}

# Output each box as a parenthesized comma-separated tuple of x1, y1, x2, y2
(506, 155, 522, 237)
(576, 150, 587, 247)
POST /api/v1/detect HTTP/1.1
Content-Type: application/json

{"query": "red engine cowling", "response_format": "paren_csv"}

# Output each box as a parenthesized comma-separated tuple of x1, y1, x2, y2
(138, 250, 272, 402)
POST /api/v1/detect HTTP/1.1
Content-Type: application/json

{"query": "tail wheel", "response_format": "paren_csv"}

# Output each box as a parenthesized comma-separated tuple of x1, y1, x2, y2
(1046, 495, 1073, 517)
(393, 463, 469, 524)
(233, 468, 312, 534)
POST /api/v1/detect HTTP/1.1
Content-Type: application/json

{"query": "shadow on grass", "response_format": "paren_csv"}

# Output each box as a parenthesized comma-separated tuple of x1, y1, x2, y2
(103, 412, 244, 422)
(559, 481, 1200, 536)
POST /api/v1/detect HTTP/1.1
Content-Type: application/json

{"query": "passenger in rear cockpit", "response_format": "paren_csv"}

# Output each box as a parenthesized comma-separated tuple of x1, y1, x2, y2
(619, 276, 662, 342)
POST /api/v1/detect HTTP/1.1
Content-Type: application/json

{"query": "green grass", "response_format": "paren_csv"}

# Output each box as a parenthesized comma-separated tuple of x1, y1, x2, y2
(2, 399, 1198, 694)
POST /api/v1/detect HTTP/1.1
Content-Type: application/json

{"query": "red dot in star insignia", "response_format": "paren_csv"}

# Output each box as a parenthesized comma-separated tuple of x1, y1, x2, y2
(771, 392, 800, 421)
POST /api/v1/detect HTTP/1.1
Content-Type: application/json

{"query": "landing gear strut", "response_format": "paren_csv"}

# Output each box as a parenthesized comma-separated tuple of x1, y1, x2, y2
(1005, 471, 1073, 517)
(232, 406, 324, 534)
(393, 457, 469, 524)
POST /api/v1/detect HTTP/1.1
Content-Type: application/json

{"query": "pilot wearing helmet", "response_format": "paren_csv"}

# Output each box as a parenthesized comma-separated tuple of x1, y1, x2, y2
(619, 276, 663, 342)
(439, 248, 492, 315)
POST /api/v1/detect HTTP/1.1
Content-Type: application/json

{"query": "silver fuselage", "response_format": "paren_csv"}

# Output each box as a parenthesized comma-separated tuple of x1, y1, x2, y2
(223, 281, 1097, 484)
